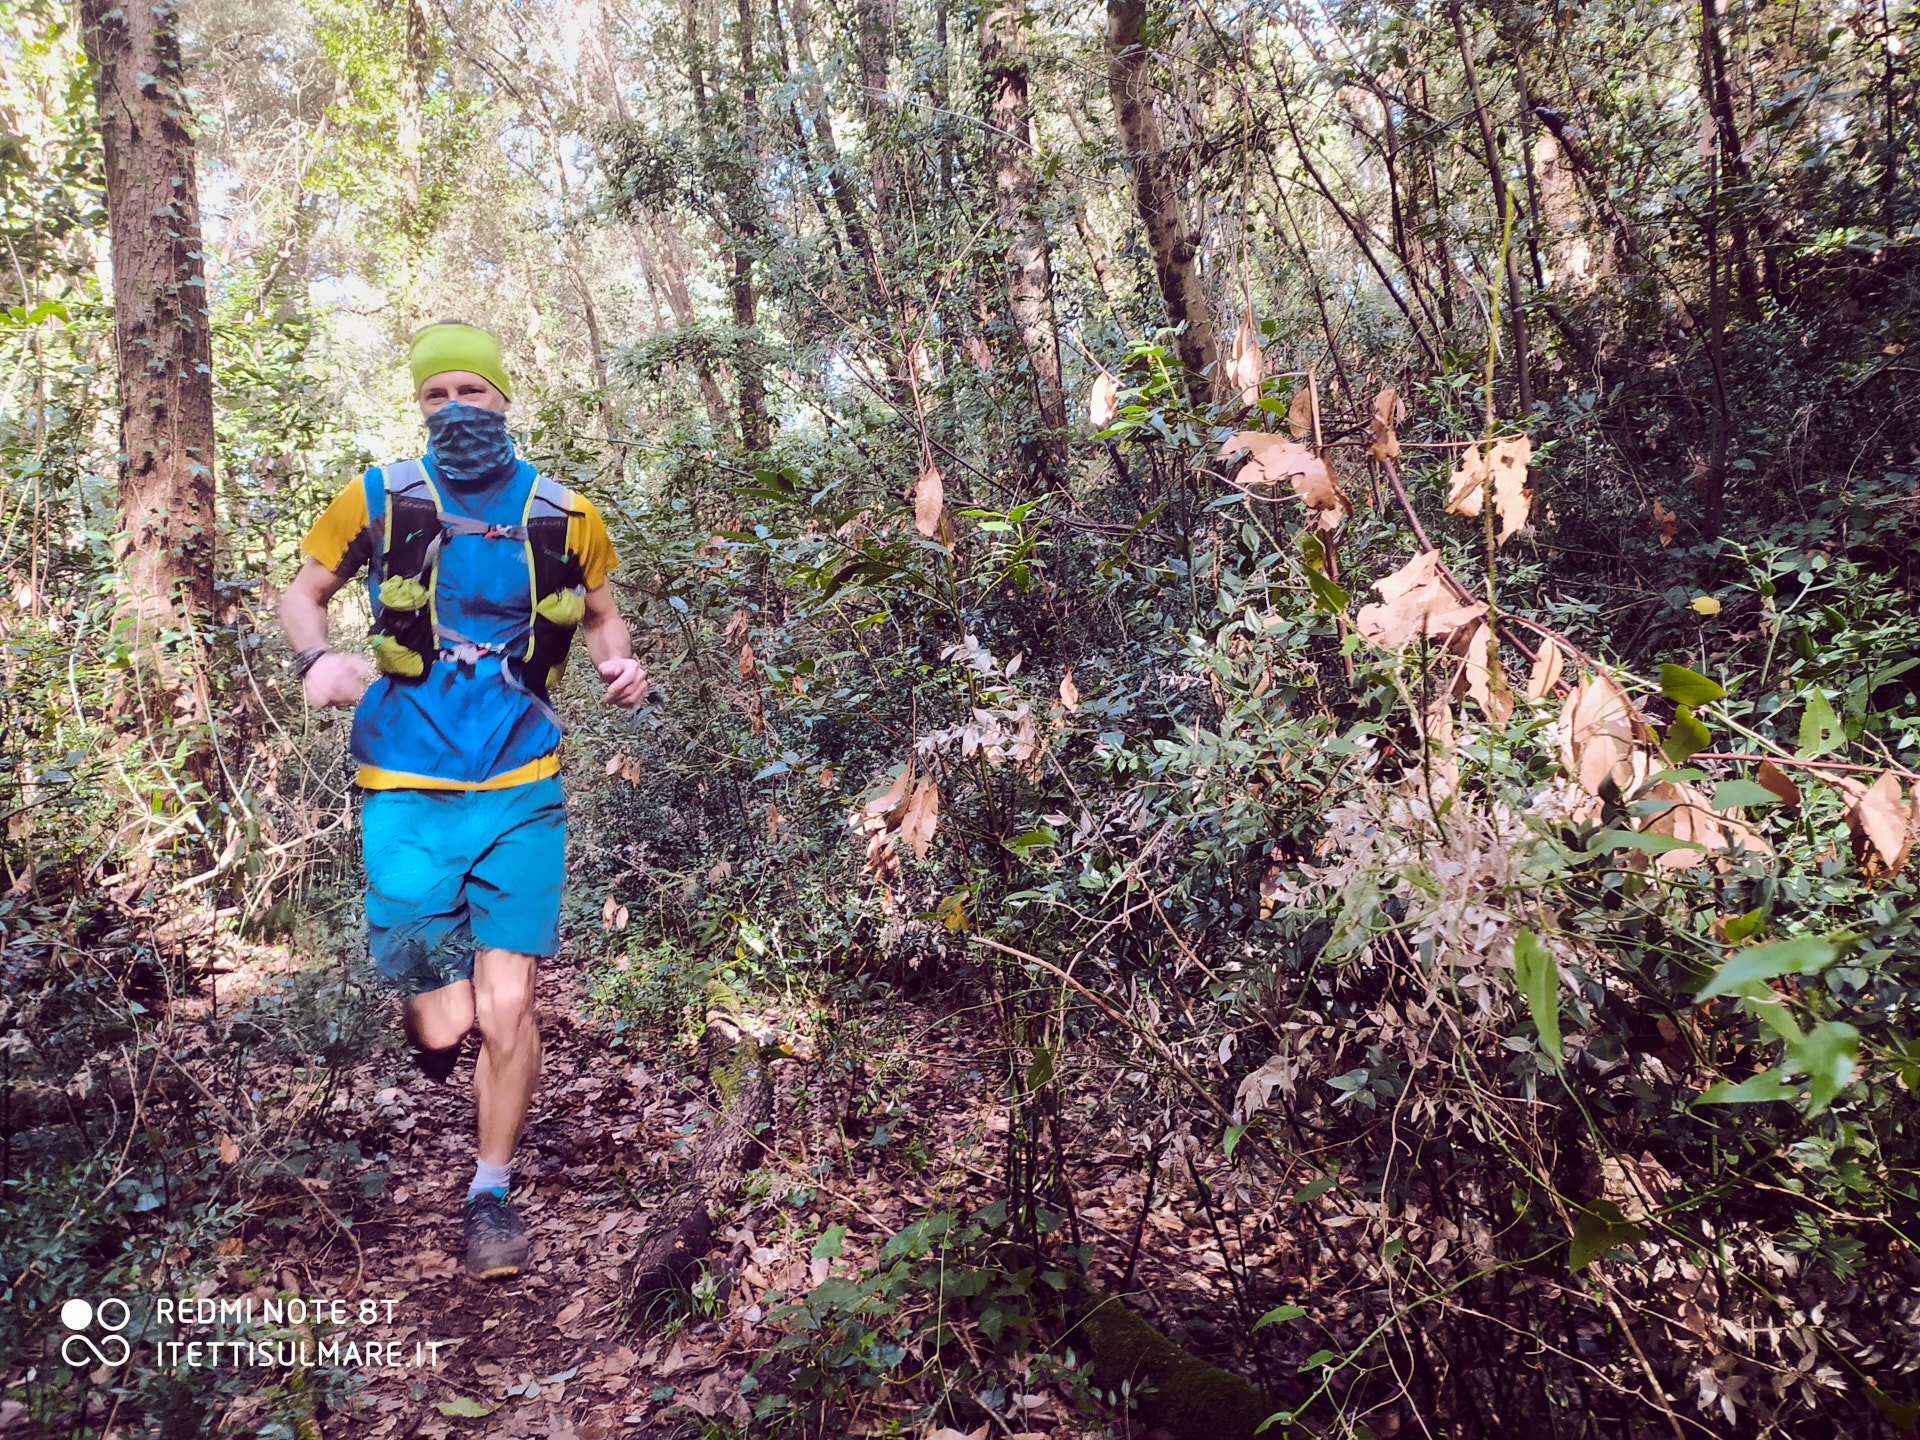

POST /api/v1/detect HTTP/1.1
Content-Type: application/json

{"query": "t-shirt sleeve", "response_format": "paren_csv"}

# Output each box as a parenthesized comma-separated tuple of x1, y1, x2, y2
(301, 473, 376, 579)
(570, 493, 619, 590)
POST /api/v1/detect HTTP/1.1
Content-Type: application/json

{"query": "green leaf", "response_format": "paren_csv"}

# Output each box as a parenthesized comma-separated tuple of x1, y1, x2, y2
(1292, 1172, 1337, 1204)
(434, 1398, 496, 1417)
(1513, 929, 1562, 1070)
(1698, 1068, 1799, 1104)
(1303, 566, 1350, 614)
(1693, 935, 1838, 1000)
(1025, 1046, 1055, 1091)
(1568, 1201, 1643, 1272)
(1798, 689, 1843, 756)
(1866, 1385, 1920, 1431)
(1222, 1124, 1249, 1158)
(1379, 1235, 1406, 1261)
(1723, 907, 1765, 942)
(1659, 664, 1726, 707)
(1712, 779, 1785, 810)
(1299, 1349, 1340, 1371)
(1660, 706, 1711, 764)
(811, 1225, 846, 1259)
(1586, 829, 1706, 857)
(1253, 1304, 1307, 1331)
(1789, 1021, 1861, 1116)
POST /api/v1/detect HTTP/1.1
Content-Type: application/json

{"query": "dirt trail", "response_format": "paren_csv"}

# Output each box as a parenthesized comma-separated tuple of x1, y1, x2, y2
(295, 955, 754, 1440)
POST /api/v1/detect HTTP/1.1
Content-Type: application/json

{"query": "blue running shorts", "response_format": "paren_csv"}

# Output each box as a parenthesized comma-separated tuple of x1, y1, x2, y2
(361, 776, 566, 995)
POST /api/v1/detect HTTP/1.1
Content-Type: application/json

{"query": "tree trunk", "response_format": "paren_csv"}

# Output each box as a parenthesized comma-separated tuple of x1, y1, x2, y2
(80, 0, 218, 680)
(397, 0, 429, 209)
(981, 0, 1067, 483)
(733, 0, 770, 452)
(1104, 0, 1217, 405)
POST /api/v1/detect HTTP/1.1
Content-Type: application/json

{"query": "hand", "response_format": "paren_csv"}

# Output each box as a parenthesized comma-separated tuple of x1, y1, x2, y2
(303, 652, 374, 708)
(599, 656, 649, 709)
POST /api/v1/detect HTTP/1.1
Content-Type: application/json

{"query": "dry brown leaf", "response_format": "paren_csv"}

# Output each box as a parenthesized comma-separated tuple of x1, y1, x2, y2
(1229, 317, 1264, 406)
(767, 802, 781, 839)
(1059, 669, 1080, 713)
(964, 335, 992, 371)
(614, 904, 630, 931)
(217, 1133, 238, 1164)
(1216, 432, 1349, 530)
(707, 860, 731, 884)
(602, 894, 618, 931)
(1643, 781, 1766, 870)
(1559, 673, 1642, 797)
(863, 766, 914, 820)
(723, 609, 750, 644)
(1652, 499, 1678, 548)
(936, 506, 959, 548)
(899, 779, 941, 860)
(1286, 386, 1313, 438)
(1841, 771, 1917, 878)
(914, 467, 945, 538)
(1089, 370, 1119, 427)
(604, 752, 624, 777)
(738, 642, 755, 678)
(1367, 387, 1401, 463)
(1408, 693, 1461, 801)
(1526, 637, 1564, 700)
(1756, 759, 1802, 813)
(555, 1297, 586, 1327)
(1462, 620, 1514, 722)
(1444, 437, 1533, 544)
(1355, 549, 1486, 650)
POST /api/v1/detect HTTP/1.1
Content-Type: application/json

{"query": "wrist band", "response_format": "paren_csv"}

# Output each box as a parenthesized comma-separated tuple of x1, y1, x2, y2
(292, 647, 330, 679)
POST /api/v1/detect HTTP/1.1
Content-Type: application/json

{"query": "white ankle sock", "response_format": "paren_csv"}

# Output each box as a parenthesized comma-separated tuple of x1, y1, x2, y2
(468, 1159, 511, 1199)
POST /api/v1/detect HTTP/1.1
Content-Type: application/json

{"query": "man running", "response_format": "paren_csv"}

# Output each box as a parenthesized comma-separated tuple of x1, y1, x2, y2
(280, 321, 646, 1279)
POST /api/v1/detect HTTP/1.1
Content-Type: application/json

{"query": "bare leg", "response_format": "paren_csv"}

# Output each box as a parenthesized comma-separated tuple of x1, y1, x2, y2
(471, 947, 541, 1167)
(404, 978, 476, 1052)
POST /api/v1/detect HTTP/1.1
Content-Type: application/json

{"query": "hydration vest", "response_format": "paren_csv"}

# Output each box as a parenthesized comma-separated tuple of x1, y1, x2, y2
(365, 458, 587, 730)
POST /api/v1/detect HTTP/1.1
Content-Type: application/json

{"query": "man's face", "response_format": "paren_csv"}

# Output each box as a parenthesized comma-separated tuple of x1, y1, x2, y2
(418, 371, 509, 419)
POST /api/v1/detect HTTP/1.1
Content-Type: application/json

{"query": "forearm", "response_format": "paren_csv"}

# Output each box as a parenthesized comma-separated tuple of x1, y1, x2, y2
(581, 611, 634, 667)
(280, 565, 337, 652)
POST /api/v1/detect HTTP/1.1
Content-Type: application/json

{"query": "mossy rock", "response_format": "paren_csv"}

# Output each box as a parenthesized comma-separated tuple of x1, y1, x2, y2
(1067, 1284, 1285, 1440)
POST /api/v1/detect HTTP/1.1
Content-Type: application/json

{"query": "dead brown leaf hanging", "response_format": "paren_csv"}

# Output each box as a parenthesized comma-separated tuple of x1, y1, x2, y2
(1216, 432, 1349, 531)
(1089, 370, 1119, 427)
(914, 467, 945, 538)
(1355, 549, 1487, 650)
(1462, 620, 1514, 722)
(1652, 499, 1678, 548)
(1558, 672, 1645, 797)
(964, 335, 993, 371)
(738, 642, 755, 679)
(1059, 669, 1080, 713)
(1444, 436, 1533, 545)
(1756, 758, 1802, 813)
(1526, 637, 1564, 700)
(1229, 317, 1264, 406)
(899, 778, 941, 860)
(1367, 387, 1401, 463)
(1286, 386, 1313, 439)
(1642, 781, 1766, 871)
(1837, 772, 1917, 878)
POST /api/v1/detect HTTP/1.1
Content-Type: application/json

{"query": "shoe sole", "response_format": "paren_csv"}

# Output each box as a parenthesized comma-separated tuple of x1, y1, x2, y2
(468, 1261, 522, 1280)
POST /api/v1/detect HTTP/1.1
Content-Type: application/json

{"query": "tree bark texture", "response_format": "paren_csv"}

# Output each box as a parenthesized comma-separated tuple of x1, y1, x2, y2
(981, 0, 1067, 480)
(1104, 0, 1217, 405)
(733, 0, 770, 451)
(80, 0, 219, 652)
(398, 0, 429, 209)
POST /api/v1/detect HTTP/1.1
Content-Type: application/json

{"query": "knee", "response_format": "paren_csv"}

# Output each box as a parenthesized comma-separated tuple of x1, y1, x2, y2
(473, 953, 538, 1037)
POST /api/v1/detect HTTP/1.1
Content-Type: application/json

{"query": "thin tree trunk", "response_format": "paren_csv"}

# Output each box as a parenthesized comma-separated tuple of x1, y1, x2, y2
(398, 0, 429, 209)
(80, 0, 218, 686)
(981, 0, 1067, 482)
(635, 217, 736, 435)
(1700, 0, 1761, 316)
(732, 0, 769, 451)
(1451, 1, 1533, 418)
(1104, 0, 1218, 405)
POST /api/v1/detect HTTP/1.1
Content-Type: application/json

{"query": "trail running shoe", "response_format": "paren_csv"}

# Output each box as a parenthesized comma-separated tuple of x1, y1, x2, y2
(463, 1192, 530, 1279)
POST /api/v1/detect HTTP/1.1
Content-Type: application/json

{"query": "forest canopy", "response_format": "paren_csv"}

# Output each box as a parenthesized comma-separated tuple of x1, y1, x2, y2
(2, 0, 1920, 1433)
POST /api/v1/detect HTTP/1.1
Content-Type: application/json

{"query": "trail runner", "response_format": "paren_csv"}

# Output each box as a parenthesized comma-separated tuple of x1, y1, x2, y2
(280, 321, 646, 1279)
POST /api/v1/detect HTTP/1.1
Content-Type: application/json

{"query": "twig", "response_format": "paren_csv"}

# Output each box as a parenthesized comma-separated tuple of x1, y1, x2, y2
(1691, 752, 1920, 782)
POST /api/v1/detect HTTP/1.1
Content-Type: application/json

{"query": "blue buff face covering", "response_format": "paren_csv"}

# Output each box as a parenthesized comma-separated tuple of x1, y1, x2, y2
(425, 400, 517, 492)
